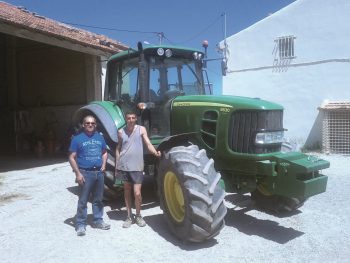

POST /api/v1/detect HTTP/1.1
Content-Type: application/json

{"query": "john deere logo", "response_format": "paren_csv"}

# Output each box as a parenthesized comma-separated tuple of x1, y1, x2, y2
(173, 102, 191, 107)
(173, 102, 233, 109)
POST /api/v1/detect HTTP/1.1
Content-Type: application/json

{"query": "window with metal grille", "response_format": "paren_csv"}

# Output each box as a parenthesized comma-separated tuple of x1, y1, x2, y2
(320, 102, 350, 154)
(275, 36, 296, 59)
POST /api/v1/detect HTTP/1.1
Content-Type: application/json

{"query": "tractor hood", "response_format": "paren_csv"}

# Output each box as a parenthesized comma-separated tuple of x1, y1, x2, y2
(173, 95, 284, 111)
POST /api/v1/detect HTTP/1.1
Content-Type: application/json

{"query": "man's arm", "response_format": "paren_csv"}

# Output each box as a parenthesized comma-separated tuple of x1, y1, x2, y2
(114, 130, 123, 175)
(101, 150, 107, 172)
(68, 151, 85, 185)
(140, 126, 161, 158)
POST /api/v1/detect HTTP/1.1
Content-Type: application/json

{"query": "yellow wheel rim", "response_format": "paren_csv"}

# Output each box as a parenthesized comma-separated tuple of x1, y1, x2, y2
(164, 171, 185, 223)
(257, 181, 273, 196)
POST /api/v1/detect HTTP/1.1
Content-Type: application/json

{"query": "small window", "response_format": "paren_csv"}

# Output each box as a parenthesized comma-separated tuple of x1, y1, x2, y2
(275, 36, 296, 59)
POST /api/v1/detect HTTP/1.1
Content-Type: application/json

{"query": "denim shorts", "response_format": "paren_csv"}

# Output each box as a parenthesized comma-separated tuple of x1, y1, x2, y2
(118, 170, 143, 184)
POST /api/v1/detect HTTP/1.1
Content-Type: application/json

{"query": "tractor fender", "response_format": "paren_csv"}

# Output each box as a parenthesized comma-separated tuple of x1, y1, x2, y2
(157, 132, 198, 152)
(73, 103, 120, 143)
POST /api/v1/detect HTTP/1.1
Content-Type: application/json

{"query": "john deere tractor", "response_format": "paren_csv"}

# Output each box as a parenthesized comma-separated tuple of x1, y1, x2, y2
(73, 42, 329, 243)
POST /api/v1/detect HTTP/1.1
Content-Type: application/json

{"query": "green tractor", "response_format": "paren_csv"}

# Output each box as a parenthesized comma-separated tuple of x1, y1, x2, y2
(73, 42, 329, 243)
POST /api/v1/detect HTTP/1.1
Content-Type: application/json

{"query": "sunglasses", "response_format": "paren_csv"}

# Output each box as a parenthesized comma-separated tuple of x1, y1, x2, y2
(84, 122, 96, 126)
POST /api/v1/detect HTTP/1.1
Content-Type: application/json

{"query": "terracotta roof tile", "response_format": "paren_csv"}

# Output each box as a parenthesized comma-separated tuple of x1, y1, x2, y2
(0, 1, 128, 53)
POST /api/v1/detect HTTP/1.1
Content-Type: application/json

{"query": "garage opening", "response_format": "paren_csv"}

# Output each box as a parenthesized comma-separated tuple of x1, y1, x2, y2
(0, 33, 95, 155)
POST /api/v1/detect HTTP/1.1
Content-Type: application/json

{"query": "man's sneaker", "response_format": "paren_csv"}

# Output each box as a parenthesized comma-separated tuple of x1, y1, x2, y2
(92, 221, 111, 230)
(76, 226, 86, 236)
(135, 215, 146, 227)
(122, 217, 133, 228)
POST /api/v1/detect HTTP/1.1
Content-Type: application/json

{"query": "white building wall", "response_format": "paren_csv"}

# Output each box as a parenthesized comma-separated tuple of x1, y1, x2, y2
(221, 0, 350, 149)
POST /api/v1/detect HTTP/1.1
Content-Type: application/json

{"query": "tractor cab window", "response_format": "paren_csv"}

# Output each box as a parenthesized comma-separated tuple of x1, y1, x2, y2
(105, 57, 139, 105)
(148, 57, 204, 104)
(120, 61, 138, 104)
(105, 51, 205, 137)
(118, 57, 139, 104)
(145, 56, 204, 137)
(105, 55, 204, 104)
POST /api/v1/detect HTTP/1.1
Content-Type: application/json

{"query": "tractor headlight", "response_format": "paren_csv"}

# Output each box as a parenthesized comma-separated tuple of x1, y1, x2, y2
(193, 52, 203, 60)
(165, 49, 172, 57)
(157, 48, 165, 56)
(255, 131, 284, 145)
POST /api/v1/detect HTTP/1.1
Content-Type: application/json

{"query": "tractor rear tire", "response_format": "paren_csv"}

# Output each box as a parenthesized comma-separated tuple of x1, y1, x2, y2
(157, 145, 227, 243)
(103, 169, 122, 200)
(99, 133, 122, 200)
(251, 187, 306, 213)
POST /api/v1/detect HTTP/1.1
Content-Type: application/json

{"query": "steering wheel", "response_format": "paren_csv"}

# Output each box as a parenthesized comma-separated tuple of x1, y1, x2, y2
(164, 89, 183, 100)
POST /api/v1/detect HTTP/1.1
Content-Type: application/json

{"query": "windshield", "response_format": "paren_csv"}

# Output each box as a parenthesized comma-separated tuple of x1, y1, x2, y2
(148, 56, 204, 100)
(105, 55, 205, 103)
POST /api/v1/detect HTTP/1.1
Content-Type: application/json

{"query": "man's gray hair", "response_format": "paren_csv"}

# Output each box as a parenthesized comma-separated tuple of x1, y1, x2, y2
(83, 115, 96, 124)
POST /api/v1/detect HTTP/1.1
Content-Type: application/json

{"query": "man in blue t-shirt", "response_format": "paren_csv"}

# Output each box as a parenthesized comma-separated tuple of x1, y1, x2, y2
(68, 115, 110, 236)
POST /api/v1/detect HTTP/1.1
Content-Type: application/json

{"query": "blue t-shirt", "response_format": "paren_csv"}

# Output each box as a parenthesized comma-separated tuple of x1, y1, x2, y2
(69, 131, 107, 169)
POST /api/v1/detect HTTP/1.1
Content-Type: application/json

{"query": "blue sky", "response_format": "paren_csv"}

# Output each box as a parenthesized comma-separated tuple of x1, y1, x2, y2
(5, 0, 295, 93)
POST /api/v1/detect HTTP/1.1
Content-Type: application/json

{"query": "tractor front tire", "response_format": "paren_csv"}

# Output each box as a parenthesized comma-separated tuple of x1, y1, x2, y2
(157, 145, 227, 243)
(251, 186, 306, 213)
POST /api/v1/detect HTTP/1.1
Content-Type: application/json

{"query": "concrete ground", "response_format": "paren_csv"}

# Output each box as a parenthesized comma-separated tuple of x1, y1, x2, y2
(0, 153, 349, 263)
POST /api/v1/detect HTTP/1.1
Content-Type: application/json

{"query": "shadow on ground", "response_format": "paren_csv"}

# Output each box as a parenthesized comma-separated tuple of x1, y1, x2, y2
(106, 182, 219, 250)
(105, 181, 160, 220)
(0, 153, 67, 172)
(65, 181, 303, 247)
(224, 193, 304, 244)
(64, 214, 113, 229)
(144, 213, 219, 250)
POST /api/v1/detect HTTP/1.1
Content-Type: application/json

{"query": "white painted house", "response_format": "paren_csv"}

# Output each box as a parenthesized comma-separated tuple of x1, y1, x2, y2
(219, 0, 350, 151)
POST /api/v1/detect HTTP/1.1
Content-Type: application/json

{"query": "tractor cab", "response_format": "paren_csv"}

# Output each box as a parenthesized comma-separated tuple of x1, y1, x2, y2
(104, 43, 209, 138)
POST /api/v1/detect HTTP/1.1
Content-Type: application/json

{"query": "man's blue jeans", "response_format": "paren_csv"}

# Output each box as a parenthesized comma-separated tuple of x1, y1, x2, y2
(76, 170, 104, 229)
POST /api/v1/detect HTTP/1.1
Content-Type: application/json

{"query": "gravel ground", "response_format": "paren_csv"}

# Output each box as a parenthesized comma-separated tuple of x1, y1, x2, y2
(0, 154, 349, 263)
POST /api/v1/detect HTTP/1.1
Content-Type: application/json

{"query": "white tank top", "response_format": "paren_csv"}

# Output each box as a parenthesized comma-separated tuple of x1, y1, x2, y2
(117, 125, 144, 171)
